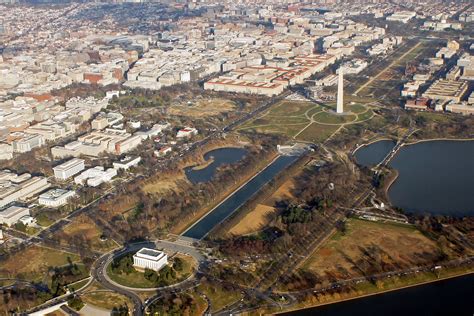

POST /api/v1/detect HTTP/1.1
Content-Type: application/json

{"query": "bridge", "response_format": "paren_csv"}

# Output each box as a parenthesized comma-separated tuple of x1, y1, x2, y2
(373, 127, 419, 171)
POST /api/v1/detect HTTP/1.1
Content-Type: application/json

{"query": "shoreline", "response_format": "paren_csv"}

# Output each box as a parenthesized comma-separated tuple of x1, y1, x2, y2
(275, 270, 474, 315)
(382, 168, 399, 202)
(190, 157, 215, 171)
(404, 137, 474, 146)
(351, 137, 394, 156)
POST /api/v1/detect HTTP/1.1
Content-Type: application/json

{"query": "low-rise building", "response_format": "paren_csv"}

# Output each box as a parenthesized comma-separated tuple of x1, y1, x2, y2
(155, 146, 172, 157)
(0, 144, 13, 160)
(405, 98, 431, 111)
(53, 158, 85, 180)
(445, 102, 474, 115)
(74, 167, 117, 187)
(176, 127, 198, 139)
(113, 156, 141, 170)
(0, 205, 30, 226)
(133, 248, 168, 272)
(386, 11, 416, 23)
(38, 189, 76, 207)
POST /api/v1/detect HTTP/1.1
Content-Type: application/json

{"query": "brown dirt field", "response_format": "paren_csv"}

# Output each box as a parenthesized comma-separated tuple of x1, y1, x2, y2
(228, 204, 276, 236)
(169, 98, 235, 118)
(301, 219, 440, 280)
(0, 245, 80, 280)
(81, 291, 131, 310)
(62, 215, 117, 252)
(45, 312, 64, 316)
(263, 179, 295, 206)
(142, 174, 184, 195)
(81, 281, 132, 309)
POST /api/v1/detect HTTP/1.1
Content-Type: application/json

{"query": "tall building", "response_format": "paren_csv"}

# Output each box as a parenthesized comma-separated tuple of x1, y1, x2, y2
(337, 67, 344, 114)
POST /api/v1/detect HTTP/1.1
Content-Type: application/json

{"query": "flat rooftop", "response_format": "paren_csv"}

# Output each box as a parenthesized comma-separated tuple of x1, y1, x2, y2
(53, 158, 84, 171)
(134, 247, 167, 261)
(0, 205, 29, 218)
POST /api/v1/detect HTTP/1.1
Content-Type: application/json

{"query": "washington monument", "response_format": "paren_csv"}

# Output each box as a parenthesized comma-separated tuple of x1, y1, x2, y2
(337, 67, 344, 114)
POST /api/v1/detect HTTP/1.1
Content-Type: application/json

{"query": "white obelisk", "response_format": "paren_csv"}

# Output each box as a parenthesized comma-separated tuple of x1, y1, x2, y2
(336, 67, 344, 114)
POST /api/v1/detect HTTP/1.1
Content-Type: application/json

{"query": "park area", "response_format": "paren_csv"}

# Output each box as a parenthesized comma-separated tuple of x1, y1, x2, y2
(353, 39, 440, 100)
(238, 98, 374, 144)
(0, 245, 83, 282)
(106, 252, 196, 289)
(297, 219, 442, 283)
(169, 98, 236, 118)
(59, 214, 119, 253)
(80, 281, 132, 310)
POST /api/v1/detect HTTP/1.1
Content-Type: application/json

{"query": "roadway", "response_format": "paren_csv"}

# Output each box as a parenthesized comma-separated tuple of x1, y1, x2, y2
(92, 239, 208, 315)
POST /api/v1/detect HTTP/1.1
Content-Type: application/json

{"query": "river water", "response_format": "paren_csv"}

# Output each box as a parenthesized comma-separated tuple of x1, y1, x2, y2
(282, 274, 474, 316)
(354, 140, 474, 216)
(182, 155, 299, 239)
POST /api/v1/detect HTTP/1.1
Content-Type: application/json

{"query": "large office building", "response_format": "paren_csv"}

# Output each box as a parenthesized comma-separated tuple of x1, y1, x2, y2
(0, 205, 30, 226)
(53, 158, 85, 180)
(113, 156, 141, 170)
(11, 134, 44, 153)
(422, 79, 469, 102)
(133, 248, 168, 272)
(52, 129, 143, 158)
(38, 189, 76, 207)
(0, 170, 50, 209)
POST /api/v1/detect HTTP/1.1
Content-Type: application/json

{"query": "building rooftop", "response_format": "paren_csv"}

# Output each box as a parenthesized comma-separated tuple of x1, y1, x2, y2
(134, 247, 167, 261)
(0, 205, 29, 218)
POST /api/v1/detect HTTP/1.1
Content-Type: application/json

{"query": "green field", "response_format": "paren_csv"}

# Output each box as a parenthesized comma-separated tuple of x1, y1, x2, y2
(239, 98, 375, 144)
(312, 112, 357, 124)
(296, 123, 341, 143)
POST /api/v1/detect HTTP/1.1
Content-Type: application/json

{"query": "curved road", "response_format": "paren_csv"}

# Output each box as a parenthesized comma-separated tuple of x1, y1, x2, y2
(92, 239, 207, 316)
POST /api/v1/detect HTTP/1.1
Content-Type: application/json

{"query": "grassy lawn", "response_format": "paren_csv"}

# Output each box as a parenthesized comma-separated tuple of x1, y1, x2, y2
(415, 111, 454, 124)
(81, 290, 131, 310)
(61, 215, 118, 253)
(247, 123, 309, 138)
(313, 112, 357, 124)
(106, 264, 159, 288)
(306, 106, 323, 118)
(198, 281, 243, 313)
(0, 245, 81, 282)
(35, 212, 55, 227)
(67, 278, 90, 292)
(142, 172, 186, 195)
(270, 100, 317, 117)
(296, 123, 341, 143)
(356, 109, 374, 122)
(300, 218, 441, 281)
(238, 100, 323, 139)
(239, 98, 373, 142)
(347, 103, 367, 114)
